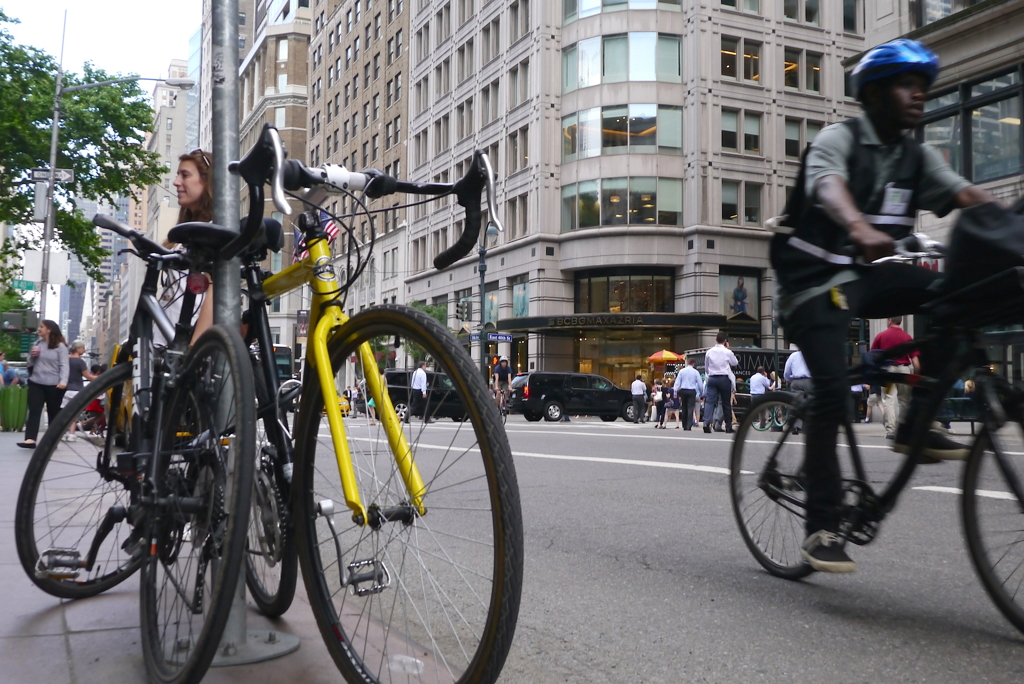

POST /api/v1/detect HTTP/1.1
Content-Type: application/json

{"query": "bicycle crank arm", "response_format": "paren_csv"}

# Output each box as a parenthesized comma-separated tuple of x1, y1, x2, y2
(83, 505, 128, 571)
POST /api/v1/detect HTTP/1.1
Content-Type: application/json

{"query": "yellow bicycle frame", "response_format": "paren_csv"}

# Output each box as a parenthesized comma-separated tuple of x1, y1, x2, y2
(262, 236, 426, 524)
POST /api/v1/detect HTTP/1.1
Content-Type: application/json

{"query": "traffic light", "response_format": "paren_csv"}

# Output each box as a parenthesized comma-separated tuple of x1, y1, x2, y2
(457, 300, 471, 320)
(491, 355, 500, 367)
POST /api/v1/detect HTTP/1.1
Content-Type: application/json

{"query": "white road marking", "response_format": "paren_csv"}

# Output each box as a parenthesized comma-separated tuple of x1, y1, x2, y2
(320, 431, 744, 475)
(914, 485, 1016, 500)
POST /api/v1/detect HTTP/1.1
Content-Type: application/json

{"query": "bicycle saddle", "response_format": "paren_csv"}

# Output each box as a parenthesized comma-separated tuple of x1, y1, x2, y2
(167, 221, 239, 251)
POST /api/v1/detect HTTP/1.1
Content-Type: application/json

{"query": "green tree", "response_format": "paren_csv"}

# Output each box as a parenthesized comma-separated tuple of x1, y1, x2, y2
(0, 10, 166, 282)
(405, 301, 449, 365)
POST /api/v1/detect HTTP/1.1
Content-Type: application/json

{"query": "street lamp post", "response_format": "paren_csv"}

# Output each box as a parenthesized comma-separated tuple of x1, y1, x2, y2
(39, 72, 194, 319)
(478, 224, 499, 380)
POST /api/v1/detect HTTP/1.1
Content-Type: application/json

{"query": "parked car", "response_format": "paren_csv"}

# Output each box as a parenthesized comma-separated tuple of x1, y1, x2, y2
(382, 368, 468, 421)
(509, 372, 635, 422)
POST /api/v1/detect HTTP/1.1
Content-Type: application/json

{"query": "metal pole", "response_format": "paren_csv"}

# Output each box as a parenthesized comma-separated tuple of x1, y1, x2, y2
(211, 0, 241, 328)
(479, 244, 487, 380)
(210, 0, 247, 659)
(207, 0, 299, 666)
(41, 66, 63, 321)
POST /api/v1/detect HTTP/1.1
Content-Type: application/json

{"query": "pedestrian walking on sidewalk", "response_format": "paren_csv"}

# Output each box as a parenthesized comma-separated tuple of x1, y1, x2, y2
(871, 317, 918, 439)
(674, 357, 703, 430)
(19, 320, 69, 449)
(62, 341, 97, 442)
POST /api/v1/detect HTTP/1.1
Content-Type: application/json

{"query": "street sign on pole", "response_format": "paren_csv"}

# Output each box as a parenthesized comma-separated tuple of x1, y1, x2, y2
(470, 333, 480, 342)
(11, 279, 36, 291)
(31, 168, 74, 183)
(487, 333, 513, 342)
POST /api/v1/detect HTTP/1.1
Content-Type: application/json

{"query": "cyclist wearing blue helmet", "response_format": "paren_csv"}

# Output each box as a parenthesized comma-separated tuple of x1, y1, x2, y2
(770, 39, 995, 573)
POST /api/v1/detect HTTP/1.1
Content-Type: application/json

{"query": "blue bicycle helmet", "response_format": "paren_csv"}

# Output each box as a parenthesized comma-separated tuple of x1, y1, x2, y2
(851, 39, 939, 101)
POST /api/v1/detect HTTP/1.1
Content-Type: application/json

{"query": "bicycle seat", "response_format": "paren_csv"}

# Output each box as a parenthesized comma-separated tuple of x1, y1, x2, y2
(167, 221, 239, 251)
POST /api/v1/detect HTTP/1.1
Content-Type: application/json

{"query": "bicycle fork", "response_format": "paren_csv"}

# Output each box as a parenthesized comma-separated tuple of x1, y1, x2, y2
(309, 306, 427, 527)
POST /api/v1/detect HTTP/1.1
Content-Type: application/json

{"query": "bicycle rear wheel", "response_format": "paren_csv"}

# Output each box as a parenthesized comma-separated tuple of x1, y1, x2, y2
(15, 363, 139, 598)
(292, 304, 523, 684)
(139, 325, 256, 684)
(245, 359, 298, 617)
(730, 392, 814, 579)
(962, 420, 1024, 634)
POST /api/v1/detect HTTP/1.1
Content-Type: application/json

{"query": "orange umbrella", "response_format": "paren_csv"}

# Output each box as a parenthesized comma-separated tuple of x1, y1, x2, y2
(647, 350, 683, 363)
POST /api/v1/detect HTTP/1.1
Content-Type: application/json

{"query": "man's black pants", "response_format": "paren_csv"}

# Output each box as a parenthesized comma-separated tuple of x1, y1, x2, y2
(703, 376, 732, 428)
(783, 263, 940, 535)
(679, 389, 697, 428)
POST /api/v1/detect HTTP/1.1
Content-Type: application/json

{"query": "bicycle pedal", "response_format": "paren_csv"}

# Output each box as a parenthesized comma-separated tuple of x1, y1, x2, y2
(36, 548, 84, 579)
(347, 558, 390, 596)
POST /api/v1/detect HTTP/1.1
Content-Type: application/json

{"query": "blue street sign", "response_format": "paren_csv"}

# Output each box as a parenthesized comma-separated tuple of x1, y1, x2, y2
(470, 333, 480, 342)
(487, 333, 513, 342)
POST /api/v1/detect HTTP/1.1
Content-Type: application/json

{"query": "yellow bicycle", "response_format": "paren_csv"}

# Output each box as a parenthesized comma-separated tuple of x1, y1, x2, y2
(235, 126, 524, 684)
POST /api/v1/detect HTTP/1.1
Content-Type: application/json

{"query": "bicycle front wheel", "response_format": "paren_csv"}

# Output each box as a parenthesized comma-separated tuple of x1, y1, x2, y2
(292, 304, 524, 684)
(730, 392, 814, 580)
(15, 363, 140, 598)
(139, 325, 256, 684)
(962, 420, 1024, 634)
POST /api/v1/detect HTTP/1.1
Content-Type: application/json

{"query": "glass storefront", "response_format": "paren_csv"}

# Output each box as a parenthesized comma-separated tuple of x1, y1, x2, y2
(575, 330, 678, 388)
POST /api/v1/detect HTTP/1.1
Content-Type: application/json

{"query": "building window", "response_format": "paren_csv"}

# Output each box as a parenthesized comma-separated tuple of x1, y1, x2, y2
(457, 39, 475, 83)
(166, 118, 173, 130)
(564, 33, 681, 93)
(722, 180, 762, 225)
(456, 97, 474, 140)
(561, 104, 681, 162)
(721, 36, 760, 84)
(458, 0, 473, 25)
(574, 269, 674, 314)
(784, 0, 819, 25)
(784, 48, 822, 93)
(784, 117, 822, 158)
(919, 66, 1023, 182)
(509, 0, 530, 44)
(721, 109, 761, 154)
(481, 18, 500, 64)
(436, 3, 451, 44)
(843, 0, 860, 33)
(481, 80, 499, 124)
(509, 60, 529, 108)
(507, 125, 529, 174)
(722, 0, 759, 13)
(564, 0, 681, 24)
(560, 177, 683, 231)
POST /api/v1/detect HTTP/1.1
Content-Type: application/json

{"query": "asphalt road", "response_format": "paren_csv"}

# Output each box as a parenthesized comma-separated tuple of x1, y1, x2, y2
(481, 415, 1024, 684)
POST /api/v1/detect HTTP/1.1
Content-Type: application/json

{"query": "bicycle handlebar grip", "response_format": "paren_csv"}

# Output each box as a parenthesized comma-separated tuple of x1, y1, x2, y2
(433, 150, 486, 271)
(93, 214, 172, 256)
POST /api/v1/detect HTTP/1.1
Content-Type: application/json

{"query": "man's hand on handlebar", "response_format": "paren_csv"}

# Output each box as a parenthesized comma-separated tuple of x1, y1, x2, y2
(849, 220, 894, 263)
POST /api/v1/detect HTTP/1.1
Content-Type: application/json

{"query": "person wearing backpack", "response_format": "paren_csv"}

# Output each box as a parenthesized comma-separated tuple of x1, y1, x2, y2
(770, 39, 994, 573)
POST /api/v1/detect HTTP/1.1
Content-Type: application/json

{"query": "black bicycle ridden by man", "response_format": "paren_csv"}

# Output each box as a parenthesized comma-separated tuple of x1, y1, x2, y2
(770, 39, 997, 574)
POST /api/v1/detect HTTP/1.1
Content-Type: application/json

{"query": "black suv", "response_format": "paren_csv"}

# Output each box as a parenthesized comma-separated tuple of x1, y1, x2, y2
(382, 368, 468, 421)
(509, 372, 635, 422)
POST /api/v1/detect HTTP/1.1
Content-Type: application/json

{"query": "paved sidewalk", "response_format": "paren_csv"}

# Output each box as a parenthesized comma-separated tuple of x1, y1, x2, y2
(0, 429, 346, 684)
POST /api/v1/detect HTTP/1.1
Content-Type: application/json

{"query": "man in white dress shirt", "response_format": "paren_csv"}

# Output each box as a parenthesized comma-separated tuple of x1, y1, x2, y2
(702, 332, 738, 433)
(630, 375, 647, 424)
(410, 360, 436, 423)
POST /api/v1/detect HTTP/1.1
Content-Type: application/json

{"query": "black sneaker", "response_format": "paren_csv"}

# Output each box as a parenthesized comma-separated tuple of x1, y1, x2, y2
(893, 428, 969, 462)
(801, 531, 856, 573)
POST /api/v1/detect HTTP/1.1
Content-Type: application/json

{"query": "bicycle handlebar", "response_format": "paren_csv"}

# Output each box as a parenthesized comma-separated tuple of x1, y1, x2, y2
(231, 124, 501, 271)
(93, 214, 174, 258)
(841, 233, 947, 264)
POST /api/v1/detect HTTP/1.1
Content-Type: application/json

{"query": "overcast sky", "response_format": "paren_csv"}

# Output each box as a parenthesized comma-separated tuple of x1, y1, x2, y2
(6, 1, 203, 84)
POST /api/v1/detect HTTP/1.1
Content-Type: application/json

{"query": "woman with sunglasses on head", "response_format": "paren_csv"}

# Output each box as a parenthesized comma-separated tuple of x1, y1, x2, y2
(18, 320, 69, 449)
(167, 148, 215, 341)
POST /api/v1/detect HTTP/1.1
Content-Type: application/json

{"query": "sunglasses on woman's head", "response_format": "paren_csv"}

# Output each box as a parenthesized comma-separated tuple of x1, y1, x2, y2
(190, 149, 210, 167)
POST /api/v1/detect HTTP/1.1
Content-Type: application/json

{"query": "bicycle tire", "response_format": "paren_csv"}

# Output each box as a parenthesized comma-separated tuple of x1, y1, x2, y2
(139, 325, 256, 684)
(245, 355, 298, 617)
(730, 392, 814, 580)
(292, 303, 524, 684)
(962, 422, 1024, 634)
(15, 363, 140, 599)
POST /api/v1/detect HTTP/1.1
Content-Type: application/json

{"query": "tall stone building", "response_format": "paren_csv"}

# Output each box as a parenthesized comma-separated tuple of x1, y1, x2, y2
(306, 0, 411, 323)
(238, 0, 313, 349)
(401, 0, 865, 385)
(147, 59, 190, 248)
